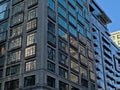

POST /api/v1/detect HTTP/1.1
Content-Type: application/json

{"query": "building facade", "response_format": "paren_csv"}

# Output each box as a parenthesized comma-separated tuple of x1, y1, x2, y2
(110, 31, 120, 47)
(0, 0, 97, 90)
(90, 0, 120, 90)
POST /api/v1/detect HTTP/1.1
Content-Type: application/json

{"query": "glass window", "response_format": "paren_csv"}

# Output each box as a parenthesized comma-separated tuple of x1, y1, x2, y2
(28, 8, 38, 20)
(68, 5, 75, 17)
(87, 31, 92, 40)
(58, 17, 67, 29)
(0, 21, 8, 33)
(6, 65, 20, 76)
(117, 34, 120, 39)
(68, 0, 75, 7)
(25, 45, 36, 57)
(12, 2, 24, 15)
(71, 86, 79, 90)
(70, 36, 78, 48)
(68, 15, 76, 27)
(48, 0, 55, 10)
(24, 75, 35, 87)
(78, 24, 84, 35)
(70, 47, 78, 60)
(58, 39, 68, 53)
(89, 61, 94, 71)
(47, 76, 55, 88)
(7, 50, 21, 64)
(90, 72, 95, 81)
(12, 0, 23, 5)
(47, 61, 55, 72)
(28, 0, 38, 7)
(80, 66, 87, 78)
(69, 25, 77, 37)
(59, 67, 68, 79)
(79, 44, 86, 56)
(88, 50, 94, 60)
(8, 37, 22, 50)
(0, 32, 7, 41)
(58, 52, 68, 66)
(10, 24, 22, 38)
(59, 81, 68, 90)
(48, 20, 55, 34)
(58, 0, 66, 8)
(26, 19, 37, 31)
(81, 78, 88, 88)
(5, 79, 19, 90)
(76, 5, 83, 16)
(25, 60, 36, 72)
(11, 13, 23, 26)
(58, 6, 67, 18)
(0, 69, 3, 78)
(0, 44, 6, 56)
(0, 2, 9, 21)
(27, 32, 36, 46)
(58, 28, 67, 40)
(70, 60, 79, 72)
(0, 56, 5, 67)
(90, 83, 95, 90)
(47, 32, 56, 46)
(80, 55, 87, 65)
(47, 46, 56, 61)
(70, 73, 78, 84)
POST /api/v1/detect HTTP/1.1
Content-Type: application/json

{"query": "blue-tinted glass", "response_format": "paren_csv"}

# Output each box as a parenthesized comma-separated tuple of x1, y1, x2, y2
(85, 22, 90, 31)
(69, 25, 77, 37)
(58, 0, 66, 8)
(76, 6, 83, 16)
(58, 28, 67, 40)
(48, 0, 55, 10)
(0, 10, 9, 21)
(58, 17, 67, 29)
(68, 5, 76, 17)
(77, 14, 84, 24)
(76, 0, 83, 6)
(87, 31, 91, 40)
(68, 0, 75, 7)
(78, 24, 84, 35)
(69, 15, 76, 27)
(58, 6, 66, 18)
(0, 2, 9, 13)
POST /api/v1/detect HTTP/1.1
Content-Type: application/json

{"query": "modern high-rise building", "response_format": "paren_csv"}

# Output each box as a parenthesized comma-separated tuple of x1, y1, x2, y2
(110, 31, 120, 47)
(90, 0, 120, 90)
(0, 0, 97, 90)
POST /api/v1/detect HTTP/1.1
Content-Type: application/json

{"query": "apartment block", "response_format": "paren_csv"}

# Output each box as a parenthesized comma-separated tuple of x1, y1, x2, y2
(0, 0, 97, 90)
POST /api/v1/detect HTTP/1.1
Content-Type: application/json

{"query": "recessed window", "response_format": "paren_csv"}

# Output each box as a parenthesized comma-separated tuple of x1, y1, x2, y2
(68, 4, 75, 17)
(28, 0, 38, 7)
(47, 76, 55, 88)
(70, 36, 78, 48)
(47, 60, 55, 72)
(48, 0, 55, 11)
(11, 13, 23, 26)
(79, 44, 86, 56)
(0, 69, 3, 78)
(70, 73, 79, 84)
(58, 5, 67, 18)
(6, 65, 20, 76)
(81, 78, 88, 88)
(58, 28, 67, 40)
(58, 52, 68, 66)
(70, 60, 79, 72)
(5, 79, 19, 90)
(25, 45, 36, 57)
(48, 20, 55, 34)
(59, 67, 68, 79)
(25, 60, 36, 72)
(70, 47, 78, 60)
(12, 0, 23, 5)
(26, 19, 37, 31)
(58, 39, 68, 53)
(88, 50, 94, 60)
(7, 50, 21, 64)
(8, 37, 22, 50)
(90, 72, 95, 81)
(89, 61, 94, 71)
(58, 17, 67, 29)
(59, 81, 68, 90)
(80, 66, 88, 78)
(10, 24, 22, 38)
(27, 32, 36, 46)
(68, 15, 76, 27)
(69, 25, 77, 37)
(24, 75, 35, 87)
(0, 56, 5, 67)
(71, 86, 79, 90)
(47, 46, 56, 61)
(12, 2, 24, 15)
(80, 55, 87, 65)
(28, 8, 38, 20)
(47, 32, 56, 46)
(0, 44, 6, 56)
(58, 0, 66, 8)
